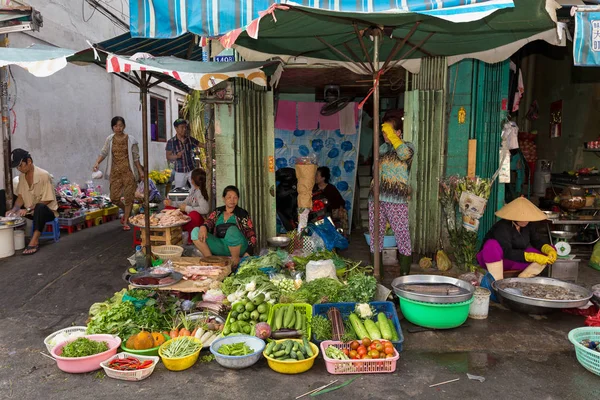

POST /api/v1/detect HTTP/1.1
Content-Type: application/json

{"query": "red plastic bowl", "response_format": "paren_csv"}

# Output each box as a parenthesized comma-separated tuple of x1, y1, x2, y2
(51, 334, 122, 373)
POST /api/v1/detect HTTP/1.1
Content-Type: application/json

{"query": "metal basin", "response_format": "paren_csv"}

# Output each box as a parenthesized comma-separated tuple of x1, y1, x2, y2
(391, 275, 475, 304)
(492, 277, 592, 314)
(550, 231, 577, 240)
(267, 236, 291, 248)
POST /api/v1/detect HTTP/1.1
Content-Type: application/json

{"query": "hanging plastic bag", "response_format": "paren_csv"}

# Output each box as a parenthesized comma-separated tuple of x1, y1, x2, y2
(590, 242, 600, 271)
(310, 218, 349, 251)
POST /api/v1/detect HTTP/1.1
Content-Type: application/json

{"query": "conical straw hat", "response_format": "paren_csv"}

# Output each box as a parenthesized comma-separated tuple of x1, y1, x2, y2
(495, 197, 548, 222)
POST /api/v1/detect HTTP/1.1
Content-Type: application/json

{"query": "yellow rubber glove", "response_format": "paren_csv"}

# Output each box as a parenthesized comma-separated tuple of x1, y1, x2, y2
(541, 244, 557, 264)
(524, 252, 550, 265)
(382, 122, 402, 149)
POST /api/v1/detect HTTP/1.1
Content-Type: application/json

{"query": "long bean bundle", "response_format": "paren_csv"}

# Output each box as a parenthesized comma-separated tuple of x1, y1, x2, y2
(162, 337, 202, 358)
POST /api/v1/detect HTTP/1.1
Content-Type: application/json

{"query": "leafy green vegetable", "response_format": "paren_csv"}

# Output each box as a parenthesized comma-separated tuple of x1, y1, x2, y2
(61, 337, 108, 358)
(311, 315, 332, 341)
(135, 305, 171, 332)
(126, 289, 153, 300)
(340, 318, 357, 342)
(292, 278, 343, 304)
(88, 289, 126, 318)
(337, 274, 377, 303)
(86, 301, 137, 339)
(236, 250, 287, 278)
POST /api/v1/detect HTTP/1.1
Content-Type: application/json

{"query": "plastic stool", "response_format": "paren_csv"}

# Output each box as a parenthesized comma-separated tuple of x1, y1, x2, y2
(33, 218, 61, 243)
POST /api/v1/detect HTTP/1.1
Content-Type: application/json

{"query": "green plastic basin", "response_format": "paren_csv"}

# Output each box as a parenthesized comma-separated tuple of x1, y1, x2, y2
(398, 297, 474, 329)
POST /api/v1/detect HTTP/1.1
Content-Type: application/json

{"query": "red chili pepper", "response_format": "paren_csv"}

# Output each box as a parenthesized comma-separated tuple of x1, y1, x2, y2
(137, 360, 153, 369)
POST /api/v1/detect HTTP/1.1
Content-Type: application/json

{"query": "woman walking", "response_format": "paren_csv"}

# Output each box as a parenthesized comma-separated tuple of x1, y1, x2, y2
(93, 116, 144, 231)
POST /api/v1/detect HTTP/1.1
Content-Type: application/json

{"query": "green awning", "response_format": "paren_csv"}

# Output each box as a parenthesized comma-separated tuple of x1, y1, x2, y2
(222, 0, 560, 73)
(0, 44, 75, 77)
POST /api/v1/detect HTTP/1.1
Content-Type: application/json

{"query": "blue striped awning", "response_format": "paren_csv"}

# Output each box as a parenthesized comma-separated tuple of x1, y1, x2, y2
(129, 0, 514, 39)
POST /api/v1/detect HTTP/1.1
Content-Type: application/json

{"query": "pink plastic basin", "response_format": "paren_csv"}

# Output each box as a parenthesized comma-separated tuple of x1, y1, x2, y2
(51, 334, 122, 373)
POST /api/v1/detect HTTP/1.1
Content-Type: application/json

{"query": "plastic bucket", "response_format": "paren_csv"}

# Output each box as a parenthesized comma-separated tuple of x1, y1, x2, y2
(0, 228, 15, 258)
(14, 230, 25, 250)
(469, 287, 491, 319)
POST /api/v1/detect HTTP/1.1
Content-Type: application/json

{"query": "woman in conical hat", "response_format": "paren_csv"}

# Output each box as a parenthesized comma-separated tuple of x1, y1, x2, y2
(477, 197, 557, 280)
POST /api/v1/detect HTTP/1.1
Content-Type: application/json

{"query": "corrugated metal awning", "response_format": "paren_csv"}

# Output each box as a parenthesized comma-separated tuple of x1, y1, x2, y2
(0, 5, 42, 33)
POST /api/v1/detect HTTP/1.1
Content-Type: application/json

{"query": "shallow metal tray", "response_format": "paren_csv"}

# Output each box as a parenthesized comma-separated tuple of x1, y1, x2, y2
(128, 271, 183, 288)
(391, 275, 475, 304)
(492, 277, 592, 311)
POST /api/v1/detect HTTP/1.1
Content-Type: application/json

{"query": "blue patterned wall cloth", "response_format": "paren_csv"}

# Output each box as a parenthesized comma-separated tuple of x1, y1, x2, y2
(275, 115, 361, 233)
(574, 9, 600, 66)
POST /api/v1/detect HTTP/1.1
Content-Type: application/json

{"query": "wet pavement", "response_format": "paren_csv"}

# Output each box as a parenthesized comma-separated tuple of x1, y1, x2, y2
(1, 222, 599, 399)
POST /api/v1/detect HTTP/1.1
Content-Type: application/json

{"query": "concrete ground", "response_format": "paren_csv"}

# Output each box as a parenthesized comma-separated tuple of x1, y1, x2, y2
(1, 222, 600, 400)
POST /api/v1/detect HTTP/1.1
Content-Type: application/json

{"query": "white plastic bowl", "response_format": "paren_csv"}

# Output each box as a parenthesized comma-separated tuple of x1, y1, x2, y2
(210, 335, 265, 369)
(100, 352, 160, 381)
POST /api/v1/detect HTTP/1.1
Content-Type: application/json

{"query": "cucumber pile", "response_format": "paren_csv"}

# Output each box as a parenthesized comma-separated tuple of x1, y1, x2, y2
(223, 294, 270, 336)
(264, 338, 314, 361)
(271, 304, 307, 339)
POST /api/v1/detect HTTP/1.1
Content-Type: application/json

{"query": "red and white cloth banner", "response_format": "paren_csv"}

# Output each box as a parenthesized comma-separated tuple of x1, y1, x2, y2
(106, 53, 268, 91)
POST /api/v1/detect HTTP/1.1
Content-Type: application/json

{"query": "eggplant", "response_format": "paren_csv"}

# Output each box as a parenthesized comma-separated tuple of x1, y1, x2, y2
(271, 329, 304, 339)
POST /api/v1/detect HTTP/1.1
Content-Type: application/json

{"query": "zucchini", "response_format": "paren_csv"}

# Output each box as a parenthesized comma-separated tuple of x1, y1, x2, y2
(303, 336, 314, 357)
(301, 314, 307, 332)
(273, 350, 286, 358)
(364, 319, 382, 340)
(265, 341, 276, 355)
(378, 313, 393, 340)
(348, 313, 370, 340)
(294, 310, 303, 330)
(388, 317, 399, 341)
(283, 304, 295, 328)
(289, 309, 296, 329)
(274, 307, 285, 331)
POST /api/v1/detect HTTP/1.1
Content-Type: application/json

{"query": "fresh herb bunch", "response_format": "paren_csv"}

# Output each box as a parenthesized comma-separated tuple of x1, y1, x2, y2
(311, 315, 332, 341)
(291, 278, 343, 304)
(61, 338, 108, 358)
(126, 289, 154, 300)
(337, 274, 377, 303)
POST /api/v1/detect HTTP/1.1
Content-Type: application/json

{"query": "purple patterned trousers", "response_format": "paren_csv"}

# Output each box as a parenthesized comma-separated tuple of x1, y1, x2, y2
(368, 200, 412, 256)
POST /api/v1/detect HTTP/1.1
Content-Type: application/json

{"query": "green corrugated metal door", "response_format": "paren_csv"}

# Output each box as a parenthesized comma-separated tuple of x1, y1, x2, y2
(404, 57, 448, 255)
(234, 80, 277, 250)
(473, 60, 510, 241)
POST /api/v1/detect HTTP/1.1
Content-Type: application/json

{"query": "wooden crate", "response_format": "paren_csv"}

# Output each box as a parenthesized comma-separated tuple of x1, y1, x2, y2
(140, 226, 183, 246)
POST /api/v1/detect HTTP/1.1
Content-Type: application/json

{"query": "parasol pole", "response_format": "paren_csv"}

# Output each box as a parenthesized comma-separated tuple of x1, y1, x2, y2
(140, 71, 151, 266)
(372, 30, 381, 281)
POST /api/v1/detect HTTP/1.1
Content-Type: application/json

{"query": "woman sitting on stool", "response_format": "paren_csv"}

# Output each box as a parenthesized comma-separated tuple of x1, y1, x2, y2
(164, 168, 209, 244)
(478, 197, 557, 280)
(192, 185, 256, 267)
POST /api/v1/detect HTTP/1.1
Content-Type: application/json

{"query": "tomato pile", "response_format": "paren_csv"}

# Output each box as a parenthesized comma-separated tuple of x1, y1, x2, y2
(342, 338, 395, 360)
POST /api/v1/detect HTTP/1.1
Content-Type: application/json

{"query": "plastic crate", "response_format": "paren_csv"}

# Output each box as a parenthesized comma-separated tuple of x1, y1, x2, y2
(320, 340, 399, 374)
(312, 301, 404, 352)
(103, 206, 119, 216)
(58, 215, 85, 226)
(267, 303, 312, 339)
(85, 209, 104, 220)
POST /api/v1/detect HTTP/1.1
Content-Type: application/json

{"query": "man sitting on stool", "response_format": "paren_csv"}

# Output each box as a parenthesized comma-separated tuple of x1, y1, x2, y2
(7, 149, 58, 255)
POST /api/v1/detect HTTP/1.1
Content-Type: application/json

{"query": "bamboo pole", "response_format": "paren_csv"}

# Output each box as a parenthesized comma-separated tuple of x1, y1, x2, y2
(140, 71, 151, 266)
(372, 31, 381, 281)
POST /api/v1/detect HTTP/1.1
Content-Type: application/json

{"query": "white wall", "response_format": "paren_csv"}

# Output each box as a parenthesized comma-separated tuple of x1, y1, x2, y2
(7, 0, 186, 188)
